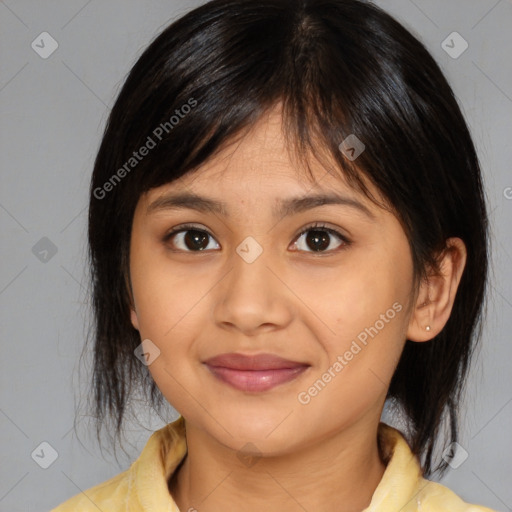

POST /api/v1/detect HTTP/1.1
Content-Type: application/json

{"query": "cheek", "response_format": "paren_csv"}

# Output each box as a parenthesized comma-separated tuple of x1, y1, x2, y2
(297, 249, 410, 341)
(129, 254, 206, 412)
(129, 243, 215, 381)
(294, 274, 409, 424)
(303, 246, 412, 384)
(130, 238, 195, 338)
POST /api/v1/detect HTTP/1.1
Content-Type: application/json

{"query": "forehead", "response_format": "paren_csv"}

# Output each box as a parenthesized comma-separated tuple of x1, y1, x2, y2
(142, 106, 384, 213)
(185, 108, 317, 187)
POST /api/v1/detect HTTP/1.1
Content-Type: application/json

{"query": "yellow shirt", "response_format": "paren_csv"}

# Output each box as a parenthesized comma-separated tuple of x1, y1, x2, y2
(51, 417, 496, 511)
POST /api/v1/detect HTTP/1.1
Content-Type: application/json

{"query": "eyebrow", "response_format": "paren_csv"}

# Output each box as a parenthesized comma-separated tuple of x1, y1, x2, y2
(146, 191, 375, 219)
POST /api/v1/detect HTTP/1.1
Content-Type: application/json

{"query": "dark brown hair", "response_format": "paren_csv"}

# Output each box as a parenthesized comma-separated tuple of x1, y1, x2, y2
(86, 0, 488, 476)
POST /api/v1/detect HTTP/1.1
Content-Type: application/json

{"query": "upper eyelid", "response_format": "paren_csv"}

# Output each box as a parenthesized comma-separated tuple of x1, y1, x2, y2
(164, 222, 350, 245)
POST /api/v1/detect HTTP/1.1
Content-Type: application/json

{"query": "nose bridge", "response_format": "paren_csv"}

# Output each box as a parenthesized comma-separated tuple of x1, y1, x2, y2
(213, 234, 292, 333)
(229, 234, 274, 299)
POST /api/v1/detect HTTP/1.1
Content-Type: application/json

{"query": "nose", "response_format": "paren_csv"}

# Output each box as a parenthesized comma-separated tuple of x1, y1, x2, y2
(212, 240, 294, 336)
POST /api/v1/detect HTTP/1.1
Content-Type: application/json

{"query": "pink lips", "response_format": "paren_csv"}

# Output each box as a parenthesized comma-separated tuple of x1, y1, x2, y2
(203, 353, 310, 392)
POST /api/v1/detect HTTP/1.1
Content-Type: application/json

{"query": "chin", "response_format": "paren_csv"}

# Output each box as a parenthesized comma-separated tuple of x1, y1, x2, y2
(219, 412, 304, 451)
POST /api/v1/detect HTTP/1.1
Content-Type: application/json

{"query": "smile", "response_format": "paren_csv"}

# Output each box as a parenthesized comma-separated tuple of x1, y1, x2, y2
(203, 353, 310, 392)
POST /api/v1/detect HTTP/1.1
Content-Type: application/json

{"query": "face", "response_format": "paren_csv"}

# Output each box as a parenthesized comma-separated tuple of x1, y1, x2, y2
(129, 107, 417, 455)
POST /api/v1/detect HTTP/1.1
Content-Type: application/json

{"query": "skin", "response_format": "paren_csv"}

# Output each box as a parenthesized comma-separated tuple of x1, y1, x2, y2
(129, 106, 467, 512)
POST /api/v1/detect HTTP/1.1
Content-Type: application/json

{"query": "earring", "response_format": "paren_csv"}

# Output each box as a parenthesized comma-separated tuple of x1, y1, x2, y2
(425, 325, 431, 332)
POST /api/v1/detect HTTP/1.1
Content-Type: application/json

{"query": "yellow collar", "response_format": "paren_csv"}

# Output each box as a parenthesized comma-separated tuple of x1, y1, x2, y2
(129, 417, 494, 511)
(134, 418, 418, 511)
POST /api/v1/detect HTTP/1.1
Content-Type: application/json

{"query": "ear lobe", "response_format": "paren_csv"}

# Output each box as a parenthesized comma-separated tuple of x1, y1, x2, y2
(131, 307, 140, 331)
(407, 237, 467, 342)
(125, 273, 139, 330)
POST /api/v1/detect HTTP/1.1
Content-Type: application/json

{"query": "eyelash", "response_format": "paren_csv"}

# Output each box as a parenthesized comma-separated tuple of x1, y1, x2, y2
(162, 222, 351, 254)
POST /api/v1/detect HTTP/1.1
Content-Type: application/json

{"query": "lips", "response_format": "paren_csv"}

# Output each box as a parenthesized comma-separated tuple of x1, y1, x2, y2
(203, 353, 310, 392)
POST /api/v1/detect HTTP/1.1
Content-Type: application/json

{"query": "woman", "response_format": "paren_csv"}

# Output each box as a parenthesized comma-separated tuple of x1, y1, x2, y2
(53, 0, 495, 510)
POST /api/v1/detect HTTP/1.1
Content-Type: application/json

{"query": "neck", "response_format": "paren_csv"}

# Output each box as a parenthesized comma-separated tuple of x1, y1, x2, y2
(168, 416, 386, 512)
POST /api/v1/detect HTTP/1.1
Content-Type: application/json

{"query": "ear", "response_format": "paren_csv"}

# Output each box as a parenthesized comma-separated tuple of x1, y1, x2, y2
(126, 281, 140, 331)
(131, 306, 140, 331)
(124, 272, 140, 331)
(407, 237, 467, 342)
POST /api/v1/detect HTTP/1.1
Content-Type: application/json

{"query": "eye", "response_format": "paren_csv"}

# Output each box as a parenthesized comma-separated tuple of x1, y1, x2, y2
(163, 222, 351, 254)
(163, 224, 220, 252)
(291, 223, 350, 253)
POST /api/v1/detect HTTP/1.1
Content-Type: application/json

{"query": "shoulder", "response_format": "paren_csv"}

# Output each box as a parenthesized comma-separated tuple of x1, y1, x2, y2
(50, 417, 187, 511)
(374, 423, 497, 512)
(50, 467, 135, 512)
(414, 478, 498, 512)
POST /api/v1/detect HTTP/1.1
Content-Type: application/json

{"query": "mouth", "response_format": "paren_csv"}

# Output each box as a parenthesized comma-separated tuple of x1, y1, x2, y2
(203, 353, 310, 392)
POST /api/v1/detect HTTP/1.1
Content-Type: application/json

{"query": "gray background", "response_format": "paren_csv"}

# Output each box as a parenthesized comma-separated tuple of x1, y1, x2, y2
(0, 1, 511, 511)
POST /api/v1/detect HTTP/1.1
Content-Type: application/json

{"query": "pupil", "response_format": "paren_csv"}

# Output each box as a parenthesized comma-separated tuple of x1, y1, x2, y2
(185, 230, 209, 250)
(307, 230, 329, 251)
(182, 229, 331, 252)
